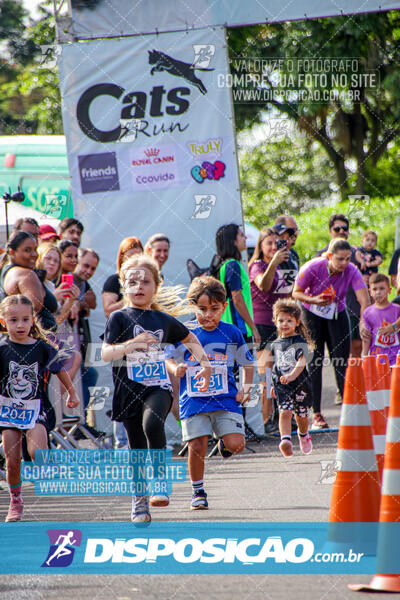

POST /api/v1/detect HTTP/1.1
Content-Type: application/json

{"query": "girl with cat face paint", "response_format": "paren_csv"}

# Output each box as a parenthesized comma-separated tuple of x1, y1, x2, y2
(101, 255, 211, 524)
(0, 295, 79, 523)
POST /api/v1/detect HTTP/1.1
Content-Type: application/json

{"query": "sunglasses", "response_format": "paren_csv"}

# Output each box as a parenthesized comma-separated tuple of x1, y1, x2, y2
(332, 225, 349, 233)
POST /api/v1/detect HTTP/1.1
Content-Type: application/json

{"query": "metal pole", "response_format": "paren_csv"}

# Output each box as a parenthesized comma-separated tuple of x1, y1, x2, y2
(5, 201, 8, 240)
(395, 217, 400, 249)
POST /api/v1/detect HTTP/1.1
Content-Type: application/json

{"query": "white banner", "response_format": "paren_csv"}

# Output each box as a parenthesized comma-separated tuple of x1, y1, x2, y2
(58, 28, 253, 435)
(67, 0, 400, 40)
(58, 27, 242, 291)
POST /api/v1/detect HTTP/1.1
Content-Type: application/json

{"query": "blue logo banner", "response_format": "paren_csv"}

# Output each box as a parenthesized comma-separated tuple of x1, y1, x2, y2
(21, 449, 186, 496)
(1, 522, 399, 574)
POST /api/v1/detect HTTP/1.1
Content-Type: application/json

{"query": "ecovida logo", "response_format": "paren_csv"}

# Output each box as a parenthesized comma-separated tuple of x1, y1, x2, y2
(41, 529, 82, 568)
(76, 49, 214, 143)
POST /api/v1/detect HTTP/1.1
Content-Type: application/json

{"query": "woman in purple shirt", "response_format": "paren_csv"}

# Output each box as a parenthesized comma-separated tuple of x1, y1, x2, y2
(293, 238, 369, 429)
(249, 227, 290, 428)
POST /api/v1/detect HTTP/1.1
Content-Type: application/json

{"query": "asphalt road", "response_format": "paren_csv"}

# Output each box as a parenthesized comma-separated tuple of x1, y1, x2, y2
(0, 365, 396, 599)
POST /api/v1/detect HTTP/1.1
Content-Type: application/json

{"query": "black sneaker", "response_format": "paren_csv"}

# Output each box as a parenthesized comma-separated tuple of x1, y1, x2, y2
(190, 489, 208, 510)
(264, 416, 279, 434)
(218, 439, 233, 458)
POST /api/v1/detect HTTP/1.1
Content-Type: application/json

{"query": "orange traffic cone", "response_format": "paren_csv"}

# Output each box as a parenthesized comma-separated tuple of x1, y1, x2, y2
(329, 358, 381, 523)
(349, 357, 400, 592)
(376, 353, 391, 419)
(363, 355, 387, 483)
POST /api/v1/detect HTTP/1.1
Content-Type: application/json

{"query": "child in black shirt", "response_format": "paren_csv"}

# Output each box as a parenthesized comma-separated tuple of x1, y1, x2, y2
(266, 299, 314, 458)
(102, 255, 211, 524)
(0, 295, 79, 522)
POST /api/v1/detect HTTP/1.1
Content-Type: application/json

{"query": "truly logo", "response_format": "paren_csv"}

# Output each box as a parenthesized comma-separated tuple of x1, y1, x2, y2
(41, 529, 82, 568)
(78, 152, 120, 194)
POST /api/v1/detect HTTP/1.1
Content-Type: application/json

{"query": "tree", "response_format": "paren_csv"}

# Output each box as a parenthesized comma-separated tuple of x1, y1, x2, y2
(239, 125, 336, 227)
(0, 0, 62, 135)
(228, 13, 400, 199)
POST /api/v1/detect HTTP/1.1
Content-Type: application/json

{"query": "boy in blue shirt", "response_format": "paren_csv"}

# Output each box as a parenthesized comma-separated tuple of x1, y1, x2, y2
(166, 276, 254, 510)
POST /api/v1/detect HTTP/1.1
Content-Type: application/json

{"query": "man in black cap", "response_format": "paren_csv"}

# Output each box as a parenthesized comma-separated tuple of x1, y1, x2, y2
(272, 215, 300, 294)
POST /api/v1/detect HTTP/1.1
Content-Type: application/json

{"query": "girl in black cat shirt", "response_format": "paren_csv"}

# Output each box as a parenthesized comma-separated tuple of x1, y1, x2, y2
(0, 295, 79, 523)
(102, 255, 211, 524)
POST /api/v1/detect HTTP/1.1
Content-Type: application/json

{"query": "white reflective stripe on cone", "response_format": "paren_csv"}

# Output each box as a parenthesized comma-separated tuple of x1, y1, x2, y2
(373, 434, 386, 455)
(366, 389, 385, 411)
(382, 469, 400, 495)
(383, 389, 391, 409)
(336, 449, 378, 472)
(339, 404, 372, 427)
(385, 417, 400, 443)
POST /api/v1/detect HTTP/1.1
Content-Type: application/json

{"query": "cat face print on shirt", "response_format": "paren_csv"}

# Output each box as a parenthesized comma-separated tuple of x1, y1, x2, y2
(6, 361, 39, 400)
(133, 325, 164, 350)
(275, 347, 297, 373)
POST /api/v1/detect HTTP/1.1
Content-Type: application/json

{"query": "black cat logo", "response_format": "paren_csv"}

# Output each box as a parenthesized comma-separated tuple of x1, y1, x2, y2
(148, 50, 214, 95)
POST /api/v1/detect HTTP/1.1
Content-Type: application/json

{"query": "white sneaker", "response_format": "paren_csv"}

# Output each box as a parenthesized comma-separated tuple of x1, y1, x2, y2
(131, 495, 151, 524)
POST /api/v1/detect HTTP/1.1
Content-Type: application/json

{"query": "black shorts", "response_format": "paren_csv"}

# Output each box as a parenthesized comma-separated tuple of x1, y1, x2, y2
(256, 324, 277, 351)
(349, 315, 361, 341)
(273, 379, 312, 417)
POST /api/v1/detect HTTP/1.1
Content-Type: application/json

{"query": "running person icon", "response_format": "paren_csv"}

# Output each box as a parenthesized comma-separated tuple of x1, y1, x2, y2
(46, 531, 77, 566)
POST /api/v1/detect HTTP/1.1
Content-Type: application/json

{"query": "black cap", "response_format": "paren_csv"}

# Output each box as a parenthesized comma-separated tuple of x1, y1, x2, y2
(273, 224, 295, 237)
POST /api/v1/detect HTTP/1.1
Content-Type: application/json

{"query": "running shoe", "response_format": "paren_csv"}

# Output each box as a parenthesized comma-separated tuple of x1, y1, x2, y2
(150, 494, 169, 507)
(279, 439, 293, 458)
(190, 489, 208, 511)
(334, 391, 343, 405)
(5, 495, 23, 522)
(298, 432, 313, 455)
(311, 413, 329, 430)
(131, 495, 151, 524)
(218, 439, 233, 458)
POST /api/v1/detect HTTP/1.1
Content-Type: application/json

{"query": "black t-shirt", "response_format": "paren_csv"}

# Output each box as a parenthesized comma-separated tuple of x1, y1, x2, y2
(73, 276, 93, 360)
(103, 307, 189, 421)
(102, 273, 122, 301)
(270, 334, 310, 387)
(357, 247, 383, 274)
(389, 248, 400, 276)
(0, 337, 67, 419)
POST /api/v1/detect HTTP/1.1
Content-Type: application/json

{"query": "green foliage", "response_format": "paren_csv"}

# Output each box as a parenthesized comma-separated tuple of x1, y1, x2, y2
(289, 197, 399, 270)
(228, 13, 400, 197)
(0, 0, 62, 135)
(239, 130, 336, 227)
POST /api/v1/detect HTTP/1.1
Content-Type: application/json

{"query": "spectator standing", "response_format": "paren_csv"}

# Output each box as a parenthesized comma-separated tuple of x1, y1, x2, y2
(215, 223, 260, 346)
(58, 218, 83, 247)
(248, 227, 289, 432)
(293, 238, 369, 429)
(102, 237, 143, 318)
(144, 233, 170, 278)
(315, 214, 363, 401)
(38, 224, 60, 244)
(74, 248, 100, 429)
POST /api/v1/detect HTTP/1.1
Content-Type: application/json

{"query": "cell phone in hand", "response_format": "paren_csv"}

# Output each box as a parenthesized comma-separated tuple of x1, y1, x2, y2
(61, 274, 74, 288)
(276, 239, 287, 250)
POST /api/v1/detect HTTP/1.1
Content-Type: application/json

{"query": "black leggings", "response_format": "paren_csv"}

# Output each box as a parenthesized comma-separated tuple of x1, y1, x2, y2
(123, 388, 172, 450)
(302, 307, 351, 413)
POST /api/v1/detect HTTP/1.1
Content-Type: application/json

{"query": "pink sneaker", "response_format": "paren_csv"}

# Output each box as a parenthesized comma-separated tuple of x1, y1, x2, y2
(298, 433, 313, 455)
(5, 495, 24, 522)
(279, 439, 293, 458)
